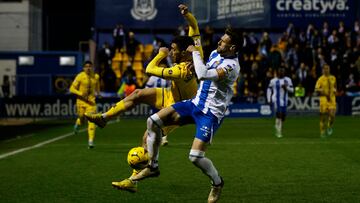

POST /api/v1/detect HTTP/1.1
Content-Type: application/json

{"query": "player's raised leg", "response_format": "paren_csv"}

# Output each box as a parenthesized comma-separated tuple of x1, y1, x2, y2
(85, 88, 157, 128)
(131, 106, 180, 181)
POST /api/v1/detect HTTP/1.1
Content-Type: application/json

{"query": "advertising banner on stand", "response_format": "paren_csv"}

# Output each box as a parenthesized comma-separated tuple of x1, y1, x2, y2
(271, 0, 356, 28)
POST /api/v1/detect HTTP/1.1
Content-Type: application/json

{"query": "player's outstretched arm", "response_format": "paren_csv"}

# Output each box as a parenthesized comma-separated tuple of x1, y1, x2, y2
(179, 4, 203, 58)
(146, 47, 192, 80)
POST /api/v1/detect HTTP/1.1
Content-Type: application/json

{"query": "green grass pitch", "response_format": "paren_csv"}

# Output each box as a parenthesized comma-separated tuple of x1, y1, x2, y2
(0, 116, 360, 202)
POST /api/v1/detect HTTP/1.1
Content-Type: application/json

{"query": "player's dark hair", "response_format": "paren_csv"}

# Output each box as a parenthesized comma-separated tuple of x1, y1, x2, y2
(83, 60, 93, 66)
(171, 36, 194, 52)
(225, 27, 243, 53)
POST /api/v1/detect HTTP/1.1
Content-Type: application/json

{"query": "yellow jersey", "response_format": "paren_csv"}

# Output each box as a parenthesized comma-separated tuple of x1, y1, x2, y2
(315, 74, 337, 112)
(315, 75, 337, 99)
(70, 72, 100, 106)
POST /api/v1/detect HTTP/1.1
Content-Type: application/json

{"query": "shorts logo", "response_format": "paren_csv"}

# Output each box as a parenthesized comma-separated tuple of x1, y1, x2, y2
(200, 126, 210, 137)
(168, 70, 173, 75)
(131, 0, 158, 21)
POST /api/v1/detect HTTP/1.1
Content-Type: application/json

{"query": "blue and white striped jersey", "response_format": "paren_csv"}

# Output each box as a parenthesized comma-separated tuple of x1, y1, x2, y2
(192, 50, 240, 121)
(145, 76, 170, 88)
(267, 77, 294, 108)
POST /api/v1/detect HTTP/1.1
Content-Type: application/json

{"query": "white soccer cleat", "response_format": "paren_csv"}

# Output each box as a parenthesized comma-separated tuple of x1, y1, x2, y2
(161, 136, 169, 146)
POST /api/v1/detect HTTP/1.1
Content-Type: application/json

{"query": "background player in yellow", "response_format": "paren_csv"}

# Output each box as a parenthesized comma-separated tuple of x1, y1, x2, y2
(70, 61, 100, 148)
(315, 64, 337, 138)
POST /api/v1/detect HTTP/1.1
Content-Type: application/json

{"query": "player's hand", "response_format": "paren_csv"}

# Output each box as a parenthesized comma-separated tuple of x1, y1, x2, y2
(282, 84, 288, 90)
(178, 4, 188, 15)
(185, 62, 194, 71)
(159, 47, 169, 55)
(183, 62, 194, 79)
(81, 92, 89, 99)
(186, 45, 197, 52)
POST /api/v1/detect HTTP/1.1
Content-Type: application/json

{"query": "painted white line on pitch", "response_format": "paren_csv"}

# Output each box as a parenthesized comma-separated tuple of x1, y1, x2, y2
(0, 129, 85, 160)
(0, 119, 119, 160)
(2, 133, 35, 143)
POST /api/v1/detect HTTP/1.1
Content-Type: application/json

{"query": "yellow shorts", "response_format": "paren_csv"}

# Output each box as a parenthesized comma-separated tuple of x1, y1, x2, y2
(154, 88, 177, 136)
(319, 97, 336, 113)
(154, 88, 175, 110)
(76, 100, 96, 117)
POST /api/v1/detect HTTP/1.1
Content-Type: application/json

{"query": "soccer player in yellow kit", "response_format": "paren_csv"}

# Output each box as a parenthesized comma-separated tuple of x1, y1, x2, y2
(315, 64, 337, 138)
(70, 61, 100, 148)
(85, 4, 202, 141)
(85, 4, 203, 192)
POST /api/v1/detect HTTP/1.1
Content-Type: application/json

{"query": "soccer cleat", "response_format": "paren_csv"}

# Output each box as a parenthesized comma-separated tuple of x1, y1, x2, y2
(131, 165, 160, 181)
(130, 169, 142, 179)
(275, 132, 283, 138)
(84, 112, 107, 128)
(112, 179, 137, 193)
(320, 132, 327, 138)
(73, 124, 79, 135)
(208, 177, 224, 203)
(161, 136, 169, 146)
(88, 141, 94, 149)
(327, 128, 333, 136)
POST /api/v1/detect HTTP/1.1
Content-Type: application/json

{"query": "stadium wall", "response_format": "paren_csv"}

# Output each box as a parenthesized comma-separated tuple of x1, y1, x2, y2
(0, 96, 359, 118)
(0, 51, 83, 96)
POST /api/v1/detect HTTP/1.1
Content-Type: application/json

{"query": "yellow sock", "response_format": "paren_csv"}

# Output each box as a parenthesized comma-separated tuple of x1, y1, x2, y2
(76, 118, 82, 126)
(88, 122, 96, 142)
(320, 120, 326, 134)
(105, 100, 125, 118)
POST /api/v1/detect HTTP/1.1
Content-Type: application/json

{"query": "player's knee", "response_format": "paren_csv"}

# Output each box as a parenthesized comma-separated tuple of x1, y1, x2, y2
(147, 114, 164, 130)
(189, 149, 205, 164)
(129, 89, 143, 102)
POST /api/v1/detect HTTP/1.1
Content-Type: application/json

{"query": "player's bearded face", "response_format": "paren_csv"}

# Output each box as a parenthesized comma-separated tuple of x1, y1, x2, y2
(170, 43, 181, 64)
(216, 34, 232, 54)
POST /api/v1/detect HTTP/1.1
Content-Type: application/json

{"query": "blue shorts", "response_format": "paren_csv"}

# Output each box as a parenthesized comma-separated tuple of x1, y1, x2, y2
(275, 106, 287, 115)
(172, 100, 220, 143)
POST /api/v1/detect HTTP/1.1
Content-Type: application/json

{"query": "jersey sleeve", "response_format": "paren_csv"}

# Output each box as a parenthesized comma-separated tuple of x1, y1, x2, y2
(266, 80, 274, 103)
(286, 78, 294, 93)
(184, 12, 204, 59)
(95, 73, 100, 95)
(315, 77, 322, 91)
(69, 74, 82, 96)
(146, 52, 193, 80)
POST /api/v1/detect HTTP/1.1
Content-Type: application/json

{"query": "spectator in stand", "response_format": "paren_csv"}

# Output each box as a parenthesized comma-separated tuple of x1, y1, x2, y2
(285, 38, 299, 68)
(321, 21, 330, 39)
(126, 31, 141, 64)
(269, 45, 282, 71)
(286, 22, 295, 38)
(296, 62, 309, 86)
(328, 29, 339, 50)
(259, 32, 272, 57)
(97, 42, 113, 72)
(1, 75, 10, 98)
(113, 23, 126, 52)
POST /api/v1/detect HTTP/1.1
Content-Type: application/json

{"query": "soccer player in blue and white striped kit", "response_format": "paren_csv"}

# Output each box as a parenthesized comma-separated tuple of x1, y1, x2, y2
(131, 28, 242, 203)
(267, 68, 294, 138)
